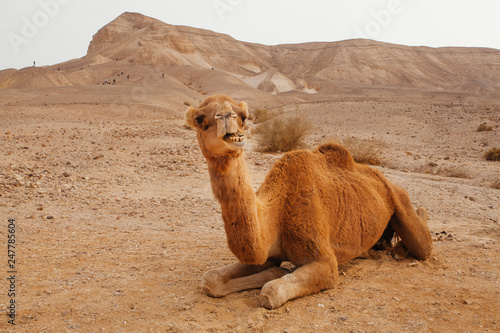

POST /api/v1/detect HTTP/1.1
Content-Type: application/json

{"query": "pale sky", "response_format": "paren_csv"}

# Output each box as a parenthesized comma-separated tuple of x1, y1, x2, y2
(1, 0, 500, 70)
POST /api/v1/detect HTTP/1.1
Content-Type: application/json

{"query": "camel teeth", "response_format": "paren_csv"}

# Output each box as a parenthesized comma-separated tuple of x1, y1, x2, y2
(226, 133, 244, 143)
(230, 136, 244, 142)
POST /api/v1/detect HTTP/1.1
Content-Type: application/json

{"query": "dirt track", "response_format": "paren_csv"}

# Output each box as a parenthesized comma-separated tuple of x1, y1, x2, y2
(0, 86, 499, 332)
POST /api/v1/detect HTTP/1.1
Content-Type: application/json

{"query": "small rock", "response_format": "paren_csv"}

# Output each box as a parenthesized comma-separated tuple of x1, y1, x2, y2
(63, 172, 71, 177)
(46, 215, 54, 220)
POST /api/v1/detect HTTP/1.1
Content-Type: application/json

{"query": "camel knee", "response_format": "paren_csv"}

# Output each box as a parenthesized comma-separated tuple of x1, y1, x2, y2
(260, 275, 293, 309)
(201, 270, 229, 298)
(259, 261, 338, 309)
(413, 241, 433, 260)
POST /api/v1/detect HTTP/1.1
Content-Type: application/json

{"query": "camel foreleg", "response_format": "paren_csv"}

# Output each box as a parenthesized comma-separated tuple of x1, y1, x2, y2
(201, 260, 288, 297)
(259, 258, 338, 309)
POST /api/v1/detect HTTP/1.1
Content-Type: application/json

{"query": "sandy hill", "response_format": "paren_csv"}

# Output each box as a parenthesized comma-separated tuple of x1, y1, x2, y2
(1, 12, 499, 96)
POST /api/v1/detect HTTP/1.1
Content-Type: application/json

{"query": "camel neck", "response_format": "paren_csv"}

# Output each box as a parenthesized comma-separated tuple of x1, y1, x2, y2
(207, 154, 268, 265)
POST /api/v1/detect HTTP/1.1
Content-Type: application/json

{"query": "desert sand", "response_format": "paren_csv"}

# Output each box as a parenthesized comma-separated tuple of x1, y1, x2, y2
(0, 12, 499, 332)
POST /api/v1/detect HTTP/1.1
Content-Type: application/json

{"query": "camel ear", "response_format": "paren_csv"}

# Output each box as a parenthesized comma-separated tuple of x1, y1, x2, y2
(185, 106, 197, 128)
(238, 101, 249, 115)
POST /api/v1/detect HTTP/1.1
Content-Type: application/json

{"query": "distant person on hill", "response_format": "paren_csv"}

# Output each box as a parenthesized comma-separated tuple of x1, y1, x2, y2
(33, 61, 35, 67)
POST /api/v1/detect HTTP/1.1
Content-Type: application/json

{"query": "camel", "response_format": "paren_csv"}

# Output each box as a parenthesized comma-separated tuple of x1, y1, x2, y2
(184, 94, 433, 309)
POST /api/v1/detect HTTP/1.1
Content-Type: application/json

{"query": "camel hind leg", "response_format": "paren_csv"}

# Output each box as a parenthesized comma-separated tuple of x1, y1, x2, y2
(389, 185, 433, 260)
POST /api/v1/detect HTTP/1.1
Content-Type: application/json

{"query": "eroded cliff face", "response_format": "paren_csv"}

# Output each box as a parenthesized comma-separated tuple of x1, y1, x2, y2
(1, 11, 499, 94)
(87, 12, 196, 63)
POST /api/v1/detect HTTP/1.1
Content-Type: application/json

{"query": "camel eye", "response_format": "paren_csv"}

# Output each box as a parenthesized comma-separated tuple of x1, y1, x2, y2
(195, 115, 205, 127)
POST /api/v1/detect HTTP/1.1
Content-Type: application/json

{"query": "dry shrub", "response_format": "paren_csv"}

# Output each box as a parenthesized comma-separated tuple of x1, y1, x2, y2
(341, 137, 385, 165)
(255, 114, 312, 152)
(439, 167, 473, 179)
(413, 164, 434, 175)
(415, 163, 473, 179)
(253, 108, 275, 124)
(484, 147, 500, 161)
(477, 123, 493, 132)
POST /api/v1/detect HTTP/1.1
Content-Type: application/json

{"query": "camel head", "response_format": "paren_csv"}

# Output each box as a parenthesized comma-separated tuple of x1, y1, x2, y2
(185, 94, 249, 159)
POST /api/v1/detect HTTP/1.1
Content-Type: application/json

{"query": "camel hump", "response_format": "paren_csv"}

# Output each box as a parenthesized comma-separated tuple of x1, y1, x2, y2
(315, 143, 356, 170)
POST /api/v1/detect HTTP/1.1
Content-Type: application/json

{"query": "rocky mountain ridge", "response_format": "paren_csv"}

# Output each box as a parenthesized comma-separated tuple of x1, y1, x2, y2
(1, 12, 499, 96)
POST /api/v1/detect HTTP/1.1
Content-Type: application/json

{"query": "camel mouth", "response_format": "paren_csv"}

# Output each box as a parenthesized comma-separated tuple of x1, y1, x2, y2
(223, 132, 246, 149)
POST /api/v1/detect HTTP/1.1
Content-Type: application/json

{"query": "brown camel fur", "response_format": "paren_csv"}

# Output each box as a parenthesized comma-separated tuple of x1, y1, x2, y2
(185, 94, 433, 309)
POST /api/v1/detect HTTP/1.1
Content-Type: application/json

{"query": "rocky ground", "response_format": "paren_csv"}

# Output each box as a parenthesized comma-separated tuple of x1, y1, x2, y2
(0, 86, 499, 332)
